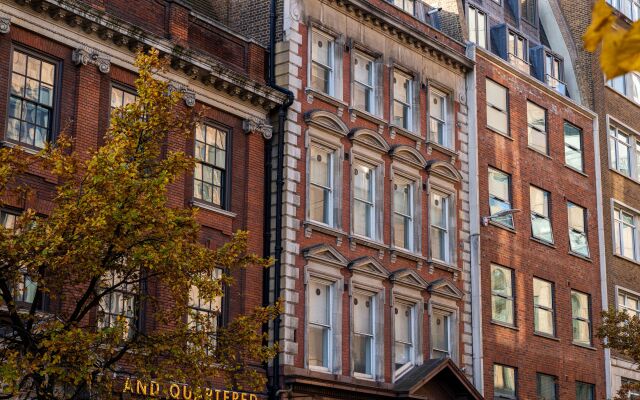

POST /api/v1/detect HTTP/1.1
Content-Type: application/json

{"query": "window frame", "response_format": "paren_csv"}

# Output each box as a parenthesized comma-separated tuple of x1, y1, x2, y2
(494, 363, 518, 399)
(430, 306, 454, 360)
(575, 381, 595, 400)
(429, 189, 455, 264)
(617, 287, 640, 318)
(308, 140, 340, 228)
(533, 277, 556, 337)
(307, 276, 335, 372)
(527, 101, 549, 155)
(351, 49, 379, 116)
(564, 121, 584, 172)
(97, 271, 140, 340)
(490, 264, 515, 326)
(536, 373, 559, 400)
(507, 31, 529, 73)
(351, 287, 378, 380)
(393, 298, 417, 378)
(608, 122, 640, 181)
(607, 72, 640, 104)
(393, 0, 416, 15)
(467, 5, 488, 49)
(488, 167, 514, 229)
(192, 122, 231, 210)
(109, 83, 138, 112)
(486, 79, 510, 136)
(351, 158, 381, 241)
(530, 185, 554, 244)
(391, 68, 416, 133)
(309, 28, 336, 96)
(613, 204, 639, 261)
(392, 174, 418, 252)
(6, 45, 62, 150)
(427, 86, 452, 149)
(567, 201, 590, 258)
(521, 0, 538, 25)
(571, 290, 592, 346)
(1, 209, 39, 307)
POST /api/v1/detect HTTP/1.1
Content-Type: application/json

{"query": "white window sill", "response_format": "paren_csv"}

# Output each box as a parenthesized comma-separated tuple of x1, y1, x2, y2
(486, 125, 513, 140)
(564, 163, 588, 177)
(191, 200, 237, 218)
(568, 250, 592, 262)
(427, 258, 460, 273)
(527, 145, 552, 159)
(305, 87, 348, 110)
(304, 220, 346, 239)
(425, 140, 457, 158)
(530, 236, 556, 248)
(613, 252, 640, 266)
(609, 166, 640, 187)
(488, 220, 517, 233)
(348, 107, 386, 129)
(349, 234, 386, 251)
(1, 140, 42, 155)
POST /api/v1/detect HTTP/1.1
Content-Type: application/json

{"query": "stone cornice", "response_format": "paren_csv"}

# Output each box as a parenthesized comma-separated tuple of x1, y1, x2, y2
(326, 0, 474, 73)
(7, 0, 287, 110)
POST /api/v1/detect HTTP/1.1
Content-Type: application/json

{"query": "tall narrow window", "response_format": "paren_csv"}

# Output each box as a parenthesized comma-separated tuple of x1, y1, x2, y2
(98, 271, 138, 340)
(486, 79, 509, 135)
(488, 168, 514, 228)
(353, 52, 376, 115)
(521, 0, 537, 24)
(568, 202, 590, 257)
(431, 309, 452, 359)
(311, 30, 335, 95)
(576, 382, 595, 400)
(537, 373, 558, 400)
(309, 144, 335, 226)
(2, 210, 36, 305)
(508, 32, 529, 73)
(188, 268, 223, 350)
(530, 186, 553, 243)
(564, 122, 584, 171)
(609, 125, 632, 177)
(468, 6, 487, 49)
(527, 102, 548, 154)
(428, 89, 449, 147)
(353, 291, 375, 378)
(494, 364, 517, 399)
(7, 49, 57, 149)
(614, 206, 638, 260)
(491, 264, 515, 325)
(430, 192, 451, 263)
(545, 52, 565, 93)
(392, 70, 414, 131)
(308, 279, 332, 370)
(571, 290, 591, 346)
(393, 177, 415, 251)
(194, 124, 227, 207)
(393, 0, 415, 14)
(353, 162, 376, 239)
(619, 289, 640, 318)
(533, 278, 555, 336)
(394, 301, 415, 374)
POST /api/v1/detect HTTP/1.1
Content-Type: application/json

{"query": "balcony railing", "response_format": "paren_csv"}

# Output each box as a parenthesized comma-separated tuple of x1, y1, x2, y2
(508, 53, 530, 74)
(545, 74, 567, 96)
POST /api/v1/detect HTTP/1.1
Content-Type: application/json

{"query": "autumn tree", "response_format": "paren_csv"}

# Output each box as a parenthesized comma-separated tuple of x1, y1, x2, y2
(0, 50, 277, 400)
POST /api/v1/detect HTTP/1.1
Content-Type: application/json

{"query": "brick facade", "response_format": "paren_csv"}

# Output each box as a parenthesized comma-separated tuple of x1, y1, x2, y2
(0, 0, 285, 396)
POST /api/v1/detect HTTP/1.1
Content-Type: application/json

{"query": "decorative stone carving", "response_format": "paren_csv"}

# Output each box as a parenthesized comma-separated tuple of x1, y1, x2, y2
(167, 83, 196, 107)
(243, 117, 273, 140)
(72, 48, 110, 73)
(0, 16, 10, 34)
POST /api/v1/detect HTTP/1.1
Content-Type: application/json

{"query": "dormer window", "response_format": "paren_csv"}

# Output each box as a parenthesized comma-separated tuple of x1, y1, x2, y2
(545, 52, 565, 94)
(607, 0, 640, 21)
(508, 32, 529, 73)
(521, 0, 537, 25)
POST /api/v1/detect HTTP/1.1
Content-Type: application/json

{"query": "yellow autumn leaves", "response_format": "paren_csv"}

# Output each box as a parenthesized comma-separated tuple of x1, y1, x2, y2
(584, 0, 640, 79)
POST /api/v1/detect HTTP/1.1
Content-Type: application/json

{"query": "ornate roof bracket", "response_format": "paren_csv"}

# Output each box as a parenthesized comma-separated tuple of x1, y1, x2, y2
(0, 15, 11, 34)
(72, 48, 111, 74)
(168, 82, 196, 108)
(243, 118, 273, 140)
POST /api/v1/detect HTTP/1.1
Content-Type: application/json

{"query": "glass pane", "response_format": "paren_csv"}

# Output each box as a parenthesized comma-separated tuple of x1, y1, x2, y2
(492, 296, 514, 324)
(393, 214, 408, 249)
(571, 292, 589, 319)
(432, 313, 450, 353)
(487, 107, 508, 133)
(354, 164, 372, 201)
(11, 73, 25, 97)
(6, 118, 20, 141)
(35, 127, 47, 149)
(537, 374, 557, 400)
(353, 292, 373, 335)
(494, 365, 516, 396)
(353, 83, 368, 112)
(353, 200, 372, 238)
(393, 101, 408, 129)
(527, 102, 546, 132)
(393, 181, 411, 215)
(308, 325, 329, 368)
(532, 215, 554, 242)
(533, 279, 553, 308)
(568, 203, 585, 231)
(9, 97, 22, 119)
(623, 221, 636, 258)
(36, 106, 49, 128)
(41, 62, 55, 85)
(312, 31, 332, 66)
(530, 187, 549, 216)
(576, 382, 594, 400)
(486, 80, 507, 110)
(12, 51, 27, 75)
(565, 123, 582, 150)
(535, 308, 554, 335)
(394, 342, 411, 370)
(25, 79, 39, 101)
(570, 231, 590, 256)
(310, 146, 331, 187)
(431, 193, 446, 227)
(430, 93, 445, 120)
(488, 169, 510, 201)
(309, 281, 330, 325)
(491, 265, 512, 296)
(430, 226, 446, 261)
(394, 72, 409, 102)
(468, 9, 477, 44)
(311, 64, 330, 94)
(489, 197, 514, 227)
(26, 57, 41, 80)
(565, 146, 583, 171)
(309, 185, 330, 224)
(528, 127, 547, 153)
(394, 303, 412, 343)
(573, 319, 590, 344)
(353, 334, 372, 375)
(478, 12, 486, 48)
(354, 53, 373, 85)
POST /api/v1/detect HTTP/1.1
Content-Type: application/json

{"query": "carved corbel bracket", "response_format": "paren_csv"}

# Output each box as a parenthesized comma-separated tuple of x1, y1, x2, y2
(72, 48, 110, 73)
(0, 15, 11, 34)
(243, 117, 273, 140)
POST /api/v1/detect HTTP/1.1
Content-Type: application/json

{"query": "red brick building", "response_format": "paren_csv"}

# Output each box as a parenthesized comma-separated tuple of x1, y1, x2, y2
(462, 0, 605, 398)
(0, 0, 285, 396)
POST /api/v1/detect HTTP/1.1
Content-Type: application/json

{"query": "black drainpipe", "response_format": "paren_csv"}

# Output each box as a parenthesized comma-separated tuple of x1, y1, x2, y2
(263, 1, 294, 400)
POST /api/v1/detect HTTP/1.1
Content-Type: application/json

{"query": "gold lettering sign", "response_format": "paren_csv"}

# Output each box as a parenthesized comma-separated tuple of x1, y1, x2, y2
(121, 378, 260, 400)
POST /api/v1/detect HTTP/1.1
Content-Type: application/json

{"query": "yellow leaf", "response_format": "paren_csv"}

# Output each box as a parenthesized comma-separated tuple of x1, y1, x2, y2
(616, 20, 640, 74)
(601, 28, 627, 79)
(583, 0, 616, 52)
